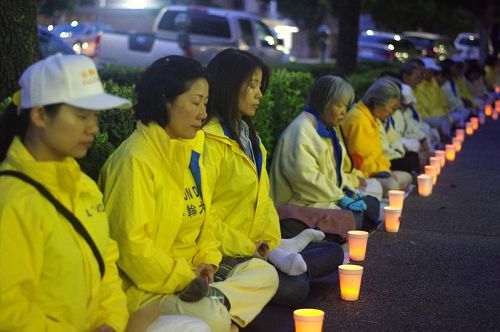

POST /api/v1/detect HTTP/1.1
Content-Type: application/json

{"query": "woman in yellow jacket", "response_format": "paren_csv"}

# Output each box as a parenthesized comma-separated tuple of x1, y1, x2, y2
(203, 49, 343, 306)
(0, 54, 130, 331)
(342, 78, 413, 196)
(98, 56, 278, 332)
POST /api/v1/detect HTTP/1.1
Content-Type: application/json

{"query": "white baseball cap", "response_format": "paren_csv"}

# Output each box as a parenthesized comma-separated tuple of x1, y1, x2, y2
(401, 83, 417, 104)
(19, 54, 131, 110)
(422, 57, 441, 71)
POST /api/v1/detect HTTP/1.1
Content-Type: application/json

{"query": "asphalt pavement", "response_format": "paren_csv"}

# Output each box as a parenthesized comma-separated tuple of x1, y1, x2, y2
(243, 116, 500, 331)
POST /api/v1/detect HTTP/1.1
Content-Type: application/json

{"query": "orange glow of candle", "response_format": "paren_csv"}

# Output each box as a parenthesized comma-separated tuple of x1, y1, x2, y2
(388, 190, 405, 209)
(470, 117, 479, 130)
(496, 100, 500, 112)
(493, 111, 499, 120)
(455, 129, 465, 143)
(495, 85, 500, 93)
(417, 174, 433, 197)
(384, 206, 402, 233)
(348, 230, 369, 261)
(445, 144, 456, 161)
(294, 309, 324, 332)
(429, 156, 441, 175)
(338, 265, 364, 301)
(452, 137, 462, 152)
(435, 150, 446, 167)
(424, 165, 438, 185)
(465, 122, 473, 135)
(485, 104, 493, 116)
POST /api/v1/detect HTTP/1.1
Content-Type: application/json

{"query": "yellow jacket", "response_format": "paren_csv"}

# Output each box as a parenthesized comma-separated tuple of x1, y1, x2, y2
(0, 138, 127, 332)
(342, 101, 391, 177)
(99, 122, 221, 311)
(413, 79, 450, 118)
(203, 118, 281, 257)
(456, 77, 477, 108)
(269, 111, 357, 209)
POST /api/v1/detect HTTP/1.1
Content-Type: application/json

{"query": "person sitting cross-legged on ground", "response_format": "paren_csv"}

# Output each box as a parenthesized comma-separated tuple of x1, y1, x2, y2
(202, 49, 344, 306)
(270, 75, 382, 233)
(98, 56, 279, 332)
(342, 78, 413, 197)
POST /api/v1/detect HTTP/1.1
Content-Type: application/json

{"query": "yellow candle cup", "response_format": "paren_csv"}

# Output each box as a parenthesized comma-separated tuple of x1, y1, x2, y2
(384, 206, 402, 233)
(338, 264, 364, 301)
(293, 308, 324, 332)
(388, 190, 405, 209)
(348, 230, 369, 262)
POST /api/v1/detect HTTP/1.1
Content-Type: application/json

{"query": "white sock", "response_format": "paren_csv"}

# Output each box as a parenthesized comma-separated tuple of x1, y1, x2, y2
(278, 229, 325, 252)
(268, 248, 307, 276)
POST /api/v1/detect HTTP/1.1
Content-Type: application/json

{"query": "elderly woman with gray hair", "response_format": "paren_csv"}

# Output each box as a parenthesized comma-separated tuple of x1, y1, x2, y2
(270, 75, 382, 233)
(342, 78, 412, 196)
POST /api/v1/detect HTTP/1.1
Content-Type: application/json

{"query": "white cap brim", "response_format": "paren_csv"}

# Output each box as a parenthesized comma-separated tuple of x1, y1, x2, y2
(67, 93, 131, 111)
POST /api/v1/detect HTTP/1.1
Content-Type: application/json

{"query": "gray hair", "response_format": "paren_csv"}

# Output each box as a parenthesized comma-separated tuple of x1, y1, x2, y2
(306, 75, 355, 114)
(361, 78, 401, 109)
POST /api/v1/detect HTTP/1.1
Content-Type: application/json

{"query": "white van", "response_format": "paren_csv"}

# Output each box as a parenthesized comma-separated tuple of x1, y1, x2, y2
(95, 5, 287, 67)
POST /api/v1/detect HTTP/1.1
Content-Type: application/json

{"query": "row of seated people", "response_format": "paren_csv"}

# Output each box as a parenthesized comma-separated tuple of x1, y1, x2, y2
(1, 50, 498, 331)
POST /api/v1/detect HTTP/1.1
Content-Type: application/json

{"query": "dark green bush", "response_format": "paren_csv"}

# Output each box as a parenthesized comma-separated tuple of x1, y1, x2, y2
(0, 62, 396, 179)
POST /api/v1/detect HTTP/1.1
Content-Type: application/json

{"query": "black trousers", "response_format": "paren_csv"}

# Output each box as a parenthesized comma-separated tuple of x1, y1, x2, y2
(391, 151, 420, 174)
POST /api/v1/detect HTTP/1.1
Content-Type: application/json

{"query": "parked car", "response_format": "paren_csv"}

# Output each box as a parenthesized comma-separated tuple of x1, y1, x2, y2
(453, 32, 495, 60)
(358, 30, 418, 63)
(95, 5, 288, 68)
(38, 25, 75, 58)
(52, 21, 113, 57)
(402, 31, 454, 61)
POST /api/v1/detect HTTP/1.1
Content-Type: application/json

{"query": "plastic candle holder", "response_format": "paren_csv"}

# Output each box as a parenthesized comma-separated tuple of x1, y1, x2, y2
(338, 265, 364, 301)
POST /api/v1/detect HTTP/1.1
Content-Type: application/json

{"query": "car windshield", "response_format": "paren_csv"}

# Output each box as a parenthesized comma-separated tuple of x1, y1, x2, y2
(459, 36, 480, 46)
(158, 10, 231, 38)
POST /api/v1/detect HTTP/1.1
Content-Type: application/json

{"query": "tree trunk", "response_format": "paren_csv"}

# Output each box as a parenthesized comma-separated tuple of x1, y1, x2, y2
(332, 0, 361, 75)
(478, 0, 495, 64)
(0, 0, 38, 100)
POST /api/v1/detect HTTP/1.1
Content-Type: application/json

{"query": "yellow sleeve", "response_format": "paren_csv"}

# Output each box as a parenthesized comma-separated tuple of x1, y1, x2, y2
(343, 116, 390, 177)
(99, 156, 195, 295)
(0, 203, 78, 332)
(94, 238, 129, 332)
(203, 142, 256, 257)
(254, 164, 282, 251)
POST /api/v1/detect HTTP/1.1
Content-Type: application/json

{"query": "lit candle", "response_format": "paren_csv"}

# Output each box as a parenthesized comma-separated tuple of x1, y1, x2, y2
(424, 165, 438, 185)
(294, 309, 324, 332)
(435, 150, 446, 167)
(384, 206, 402, 233)
(470, 117, 479, 130)
(452, 137, 462, 152)
(485, 104, 493, 116)
(338, 265, 364, 301)
(388, 190, 405, 209)
(417, 174, 433, 196)
(455, 129, 465, 143)
(445, 144, 456, 161)
(479, 112, 486, 125)
(493, 111, 499, 120)
(465, 122, 473, 135)
(495, 85, 500, 93)
(429, 156, 441, 175)
(496, 100, 500, 113)
(347, 230, 369, 261)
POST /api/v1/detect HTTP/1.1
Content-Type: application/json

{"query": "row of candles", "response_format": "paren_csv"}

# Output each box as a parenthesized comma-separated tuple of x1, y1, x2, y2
(293, 99, 500, 331)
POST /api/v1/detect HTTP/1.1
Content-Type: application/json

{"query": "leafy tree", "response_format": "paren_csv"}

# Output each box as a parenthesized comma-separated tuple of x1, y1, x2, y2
(0, 0, 38, 99)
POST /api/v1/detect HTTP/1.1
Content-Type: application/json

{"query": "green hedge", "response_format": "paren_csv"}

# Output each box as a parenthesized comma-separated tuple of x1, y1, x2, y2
(1, 61, 399, 180)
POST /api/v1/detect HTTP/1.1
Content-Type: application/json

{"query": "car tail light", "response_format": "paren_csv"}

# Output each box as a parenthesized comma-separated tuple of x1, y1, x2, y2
(94, 33, 102, 58)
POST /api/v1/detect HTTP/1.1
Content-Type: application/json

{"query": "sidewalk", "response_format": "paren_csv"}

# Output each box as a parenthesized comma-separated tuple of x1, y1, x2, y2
(243, 118, 500, 331)
(319, 118, 500, 330)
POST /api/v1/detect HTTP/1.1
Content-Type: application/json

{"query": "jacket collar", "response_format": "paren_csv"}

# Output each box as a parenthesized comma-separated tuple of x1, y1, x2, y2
(203, 117, 263, 179)
(303, 107, 332, 138)
(4, 137, 84, 195)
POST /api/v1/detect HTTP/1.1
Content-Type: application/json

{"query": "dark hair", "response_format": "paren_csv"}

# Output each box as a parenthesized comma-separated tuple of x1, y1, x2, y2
(408, 58, 425, 67)
(0, 103, 60, 161)
(400, 62, 420, 78)
(134, 55, 207, 126)
(206, 49, 270, 155)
